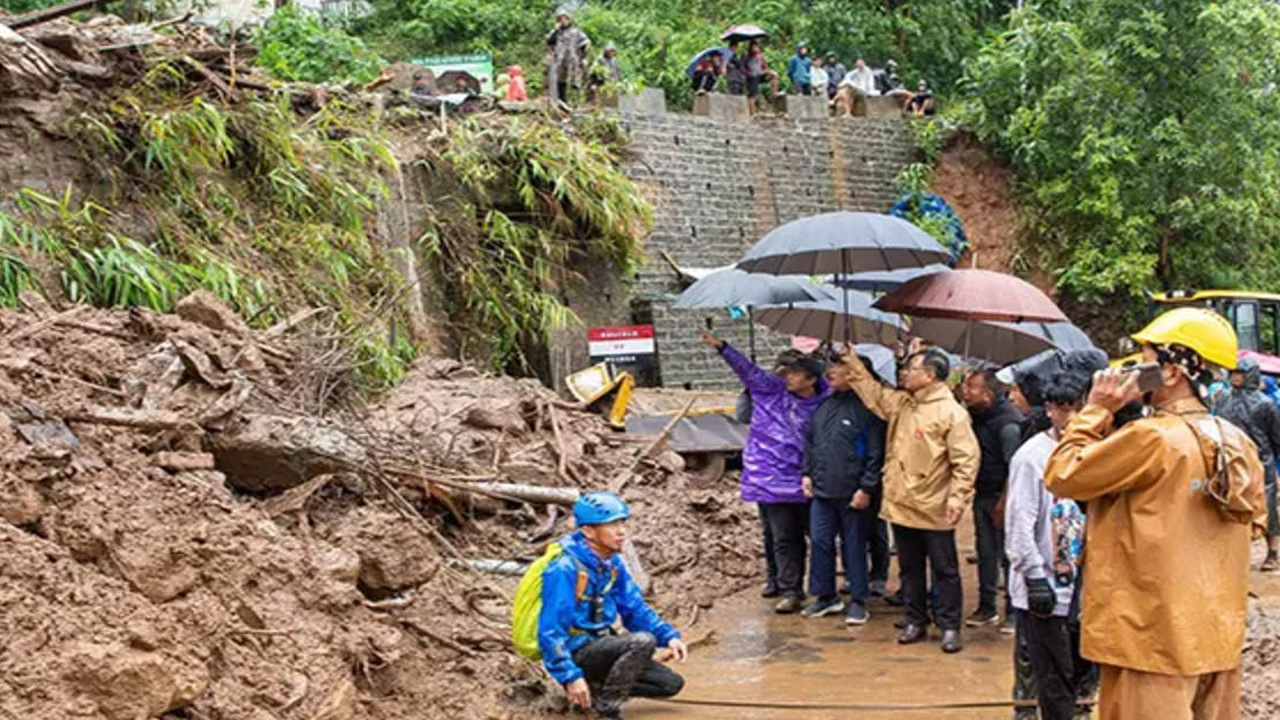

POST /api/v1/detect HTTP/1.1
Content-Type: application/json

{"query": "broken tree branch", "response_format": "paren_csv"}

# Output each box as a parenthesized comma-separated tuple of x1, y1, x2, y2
(5, 306, 86, 343)
(10, 0, 110, 30)
(612, 396, 695, 491)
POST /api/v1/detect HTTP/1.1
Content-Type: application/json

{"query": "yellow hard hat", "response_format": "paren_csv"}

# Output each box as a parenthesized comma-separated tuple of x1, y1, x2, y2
(1131, 307, 1238, 370)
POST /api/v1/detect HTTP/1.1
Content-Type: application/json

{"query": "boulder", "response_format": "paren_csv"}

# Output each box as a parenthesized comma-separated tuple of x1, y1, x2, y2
(175, 291, 249, 336)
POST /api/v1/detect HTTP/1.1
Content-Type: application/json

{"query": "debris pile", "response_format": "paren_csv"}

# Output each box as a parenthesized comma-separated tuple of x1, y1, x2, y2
(0, 293, 760, 720)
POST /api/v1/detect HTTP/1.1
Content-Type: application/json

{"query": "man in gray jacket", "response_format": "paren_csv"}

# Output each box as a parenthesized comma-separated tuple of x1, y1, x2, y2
(1005, 372, 1097, 720)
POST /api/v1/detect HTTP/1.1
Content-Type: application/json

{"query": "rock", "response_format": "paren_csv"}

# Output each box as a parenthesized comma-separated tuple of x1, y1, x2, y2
(66, 642, 208, 720)
(125, 618, 161, 651)
(0, 474, 43, 526)
(311, 676, 356, 720)
(152, 451, 216, 472)
(175, 291, 249, 336)
(655, 450, 685, 473)
(112, 543, 199, 603)
(209, 414, 368, 492)
(462, 406, 527, 434)
(318, 546, 361, 585)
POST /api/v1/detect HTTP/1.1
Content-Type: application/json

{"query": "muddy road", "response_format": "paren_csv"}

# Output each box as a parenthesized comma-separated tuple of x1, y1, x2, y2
(629, 531, 1280, 720)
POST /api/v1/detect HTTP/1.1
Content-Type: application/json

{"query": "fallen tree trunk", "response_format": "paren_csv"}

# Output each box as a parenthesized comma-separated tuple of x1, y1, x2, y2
(462, 482, 579, 507)
(209, 414, 368, 493)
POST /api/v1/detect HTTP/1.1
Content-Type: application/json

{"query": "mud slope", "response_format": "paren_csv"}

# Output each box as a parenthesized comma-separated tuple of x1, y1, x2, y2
(0, 295, 759, 720)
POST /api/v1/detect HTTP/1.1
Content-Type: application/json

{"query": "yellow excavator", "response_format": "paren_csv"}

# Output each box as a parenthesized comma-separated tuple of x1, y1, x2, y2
(1116, 289, 1280, 373)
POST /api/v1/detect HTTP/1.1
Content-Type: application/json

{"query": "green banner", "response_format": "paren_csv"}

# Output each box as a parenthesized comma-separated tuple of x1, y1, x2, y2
(409, 53, 495, 95)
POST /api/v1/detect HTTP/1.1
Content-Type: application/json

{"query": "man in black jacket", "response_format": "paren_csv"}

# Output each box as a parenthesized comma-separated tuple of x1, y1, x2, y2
(1216, 357, 1280, 571)
(961, 368, 1024, 629)
(801, 356, 887, 624)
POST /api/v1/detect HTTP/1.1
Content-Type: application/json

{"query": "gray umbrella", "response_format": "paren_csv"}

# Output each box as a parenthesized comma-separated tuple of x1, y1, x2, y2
(852, 343, 897, 387)
(673, 268, 832, 361)
(909, 317, 1095, 365)
(837, 264, 950, 293)
(737, 212, 952, 276)
(756, 288, 906, 346)
(673, 268, 832, 309)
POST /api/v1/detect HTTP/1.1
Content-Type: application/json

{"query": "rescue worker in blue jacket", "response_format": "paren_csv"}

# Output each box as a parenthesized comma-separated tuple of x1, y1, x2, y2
(539, 492, 687, 719)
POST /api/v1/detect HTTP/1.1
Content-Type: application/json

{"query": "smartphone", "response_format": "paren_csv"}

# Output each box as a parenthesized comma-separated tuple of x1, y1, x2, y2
(1122, 362, 1164, 393)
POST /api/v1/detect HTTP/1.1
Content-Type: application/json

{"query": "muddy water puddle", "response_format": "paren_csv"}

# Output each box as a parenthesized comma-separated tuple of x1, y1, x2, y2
(629, 590, 1016, 720)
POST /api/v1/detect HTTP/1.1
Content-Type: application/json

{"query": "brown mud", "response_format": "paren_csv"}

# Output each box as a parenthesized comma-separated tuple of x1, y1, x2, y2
(0, 296, 760, 720)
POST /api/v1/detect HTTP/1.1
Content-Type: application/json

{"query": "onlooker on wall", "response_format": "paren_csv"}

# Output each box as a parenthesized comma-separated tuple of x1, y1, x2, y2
(824, 52, 846, 99)
(546, 8, 591, 103)
(726, 41, 748, 96)
(691, 53, 721, 94)
(834, 58, 879, 116)
(809, 55, 829, 105)
(787, 43, 812, 95)
(745, 41, 779, 112)
(907, 79, 936, 116)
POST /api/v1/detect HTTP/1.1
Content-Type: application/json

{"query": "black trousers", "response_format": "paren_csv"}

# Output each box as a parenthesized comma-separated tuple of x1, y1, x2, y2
(869, 495, 889, 583)
(893, 524, 961, 630)
(573, 633, 684, 716)
(1019, 611, 1097, 720)
(973, 494, 1007, 613)
(761, 502, 808, 598)
(758, 504, 778, 587)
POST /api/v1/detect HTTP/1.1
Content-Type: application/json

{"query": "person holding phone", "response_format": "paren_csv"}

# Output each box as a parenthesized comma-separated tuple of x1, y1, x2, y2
(1044, 308, 1267, 720)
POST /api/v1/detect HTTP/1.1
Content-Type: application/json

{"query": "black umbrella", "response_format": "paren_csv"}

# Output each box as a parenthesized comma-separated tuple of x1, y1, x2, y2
(674, 268, 832, 360)
(738, 211, 950, 343)
(737, 212, 952, 276)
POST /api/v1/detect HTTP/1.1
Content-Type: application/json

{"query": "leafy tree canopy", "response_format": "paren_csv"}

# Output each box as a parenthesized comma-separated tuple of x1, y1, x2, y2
(962, 0, 1280, 301)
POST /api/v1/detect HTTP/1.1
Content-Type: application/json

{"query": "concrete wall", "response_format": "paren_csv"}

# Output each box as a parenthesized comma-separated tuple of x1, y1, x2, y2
(613, 111, 915, 389)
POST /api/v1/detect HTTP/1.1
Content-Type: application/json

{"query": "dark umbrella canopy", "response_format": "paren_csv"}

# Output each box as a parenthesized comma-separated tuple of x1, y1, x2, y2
(685, 46, 732, 78)
(737, 212, 952, 276)
(874, 269, 1068, 323)
(837, 263, 949, 293)
(909, 317, 1095, 365)
(756, 289, 905, 346)
(721, 24, 768, 43)
(673, 268, 832, 309)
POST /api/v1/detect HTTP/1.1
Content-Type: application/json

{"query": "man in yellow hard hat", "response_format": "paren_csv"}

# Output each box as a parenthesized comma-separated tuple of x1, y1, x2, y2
(1043, 308, 1268, 720)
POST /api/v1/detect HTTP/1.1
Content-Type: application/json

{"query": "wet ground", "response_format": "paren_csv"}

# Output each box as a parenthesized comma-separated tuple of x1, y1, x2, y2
(629, 535, 1280, 720)
(630, 588, 1017, 720)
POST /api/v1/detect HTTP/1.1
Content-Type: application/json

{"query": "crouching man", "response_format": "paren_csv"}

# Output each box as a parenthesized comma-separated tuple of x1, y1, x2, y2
(540, 492, 688, 719)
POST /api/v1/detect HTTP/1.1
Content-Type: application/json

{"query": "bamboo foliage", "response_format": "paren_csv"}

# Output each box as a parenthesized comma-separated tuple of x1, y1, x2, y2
(423, 112, 651, 372)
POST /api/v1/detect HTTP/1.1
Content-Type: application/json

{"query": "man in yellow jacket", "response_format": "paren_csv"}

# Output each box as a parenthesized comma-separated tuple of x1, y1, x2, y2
(1044, 308, 1267, 720)
(843, 347, 979, 653)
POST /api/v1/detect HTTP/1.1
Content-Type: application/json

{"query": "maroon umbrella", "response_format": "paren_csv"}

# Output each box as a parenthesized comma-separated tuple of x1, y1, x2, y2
(873, 269, 1066, 323)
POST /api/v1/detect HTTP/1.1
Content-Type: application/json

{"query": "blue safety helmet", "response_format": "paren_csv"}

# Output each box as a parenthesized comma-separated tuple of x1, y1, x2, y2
(574, 491, 630, 526)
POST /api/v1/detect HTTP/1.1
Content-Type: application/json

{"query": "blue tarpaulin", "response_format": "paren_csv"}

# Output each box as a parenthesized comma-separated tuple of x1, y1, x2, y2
(888, 193, 968, 266)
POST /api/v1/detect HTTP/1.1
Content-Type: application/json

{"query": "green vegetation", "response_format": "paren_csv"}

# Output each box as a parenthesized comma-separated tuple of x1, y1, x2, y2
(254, 4, 386, 85)
(0, 62, 413, 391)
(353, 0, 1011, 109)
(421, 111, 649, 373)
(962, 0, 1280, 301)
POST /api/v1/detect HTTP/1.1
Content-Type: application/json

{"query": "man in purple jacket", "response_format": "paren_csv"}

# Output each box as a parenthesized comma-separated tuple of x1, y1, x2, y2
(702, 331, 830, 612)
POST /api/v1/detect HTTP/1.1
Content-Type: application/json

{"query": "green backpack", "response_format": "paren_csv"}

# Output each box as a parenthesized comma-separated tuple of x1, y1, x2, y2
(510, 543, 616, 661)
